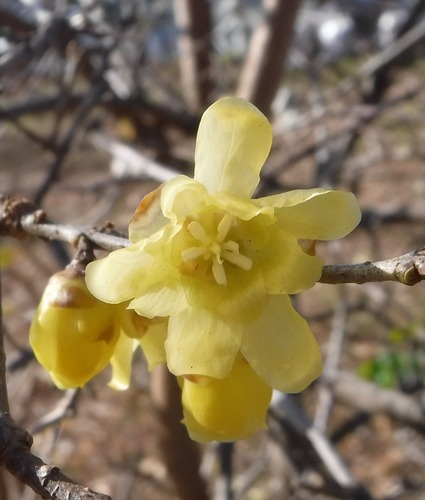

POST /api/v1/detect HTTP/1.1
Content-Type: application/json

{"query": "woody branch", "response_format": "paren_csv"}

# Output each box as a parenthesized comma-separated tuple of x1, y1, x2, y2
(1, 195, 425, 287)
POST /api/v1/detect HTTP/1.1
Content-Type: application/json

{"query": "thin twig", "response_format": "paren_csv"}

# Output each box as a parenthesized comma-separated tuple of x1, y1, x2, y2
(33, 81, 107, 205)
(91, 133, 179, 182)
(20, 214, 130, 251)
(269, 392, 372, 497)
(314, 294, 348, 433)
(30, 389, 80, 435)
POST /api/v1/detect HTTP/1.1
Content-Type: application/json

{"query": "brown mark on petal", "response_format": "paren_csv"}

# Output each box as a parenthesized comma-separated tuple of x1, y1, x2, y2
(96, 325, 118, 343)
(45, 273, 97, 308)
(184, 374, 213, 386)
(130, 184, 164, 231)
(299, 239, 317, 256)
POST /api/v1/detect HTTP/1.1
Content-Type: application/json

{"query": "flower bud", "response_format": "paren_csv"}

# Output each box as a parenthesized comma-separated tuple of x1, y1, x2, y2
(30, 272, 119, 389)
(181, 355, 273, 442)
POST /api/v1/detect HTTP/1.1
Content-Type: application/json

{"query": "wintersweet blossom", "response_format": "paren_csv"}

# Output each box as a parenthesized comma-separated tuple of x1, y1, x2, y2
(30, 271, 162, 389)
(181, 354, 273, 443)
(85, 97, 361, 441)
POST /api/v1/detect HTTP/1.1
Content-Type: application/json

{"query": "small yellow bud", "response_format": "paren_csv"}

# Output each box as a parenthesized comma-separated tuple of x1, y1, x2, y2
(181, 355, 272, 443)
(30, 272, 119, 389)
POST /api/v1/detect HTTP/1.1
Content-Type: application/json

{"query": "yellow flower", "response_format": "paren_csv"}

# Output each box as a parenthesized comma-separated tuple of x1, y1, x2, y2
(181, 354, 272, 443)
(86, 97, 361, 439)
(30, 271, 161, 390)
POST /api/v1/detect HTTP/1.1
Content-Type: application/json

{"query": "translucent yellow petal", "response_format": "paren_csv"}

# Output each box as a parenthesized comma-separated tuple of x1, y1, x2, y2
(128, 280, 187, 318)
(194, 97, 272, 197)
(180, 266, 266, 323)
(241, 295, 322, 393)
(213, 193, 274, 221)
(126, 240, 188, 317)
(258, 226, 323, 294)
(139, 320, 168, 370)
(165, 308, 242, 379)
(160, 175, 208, 221)
(181, 355, 273, 443)
(256, 189, 361, 240)
(117, 306, 158, 339)
(108, 333, 139, 390)
(129, 184, 167, 242)
(85, 240, 154, 304)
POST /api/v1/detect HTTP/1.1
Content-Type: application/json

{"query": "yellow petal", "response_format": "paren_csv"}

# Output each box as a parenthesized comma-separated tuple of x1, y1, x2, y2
(258, 226, 323, 294)
(180, 265, 266, 323)
(241, 295, 322, 393)
(126, 239, 188, 317)
(165, 308, 242, 379)
(117, 306, 158, 339)
(257, 189, 361, 240)
(129, 184, 167, 242)
(108, 333, 139, 390)
(160, 175, 208, 221)
(194, 97, 272, 197)
(181, 355, 272, 442)
(139, 320, 168, 370)
(213, 192, 274, 221)
(85, 241, 152, 304)
(128, 279, 188, 318)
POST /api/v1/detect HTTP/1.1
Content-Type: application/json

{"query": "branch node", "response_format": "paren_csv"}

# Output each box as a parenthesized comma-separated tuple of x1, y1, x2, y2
(37, 465, 60, 487)
(396, 261, 421, 286)
(0, 195, 46, 239)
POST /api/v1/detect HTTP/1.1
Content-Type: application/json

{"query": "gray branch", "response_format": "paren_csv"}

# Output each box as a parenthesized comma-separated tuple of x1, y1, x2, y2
(319, 249, 425, 286)
(2, 195, 425, 286)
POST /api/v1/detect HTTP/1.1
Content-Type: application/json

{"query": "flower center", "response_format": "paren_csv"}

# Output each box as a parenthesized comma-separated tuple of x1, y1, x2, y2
(181, 214, 253, 285)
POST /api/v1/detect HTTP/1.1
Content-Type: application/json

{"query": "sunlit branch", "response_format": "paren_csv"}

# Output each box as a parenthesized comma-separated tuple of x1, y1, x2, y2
(20, 215, 131, 251)
(319, 249, 425, 286)
(2, 195, 425, 286)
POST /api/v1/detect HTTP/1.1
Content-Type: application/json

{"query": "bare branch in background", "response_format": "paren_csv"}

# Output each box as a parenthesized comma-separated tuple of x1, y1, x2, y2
(314, 295, 348, 432)
(270, 392, 373, 499)
(173, 0, 212, 111)
(30, 389, 80, 435)
(91, 133, 179, 182)
(33, 81, 108, 206)
(237, 0, 301, 116)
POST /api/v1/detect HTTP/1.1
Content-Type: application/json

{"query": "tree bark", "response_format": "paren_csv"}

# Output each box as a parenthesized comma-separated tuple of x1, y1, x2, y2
(173, 0, 212, 112)
(237, 0, 301, 116)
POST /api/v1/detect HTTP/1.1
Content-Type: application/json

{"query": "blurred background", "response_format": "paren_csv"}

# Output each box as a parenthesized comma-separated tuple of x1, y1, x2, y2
(2, 0, 425, 498)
